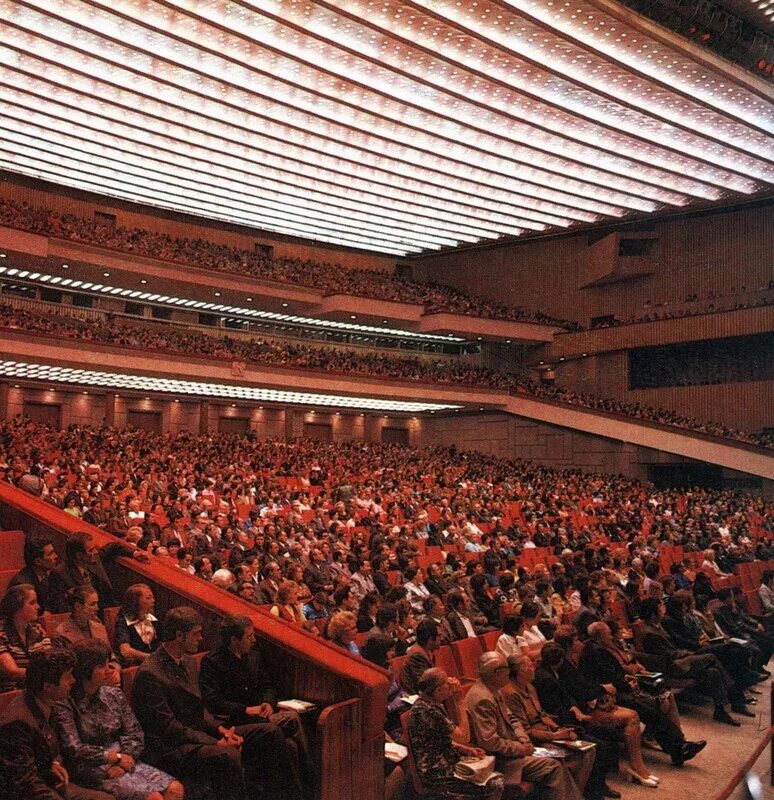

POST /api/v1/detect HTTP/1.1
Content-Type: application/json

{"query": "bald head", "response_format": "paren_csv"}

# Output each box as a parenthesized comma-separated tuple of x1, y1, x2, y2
(478, 651, 509, 688)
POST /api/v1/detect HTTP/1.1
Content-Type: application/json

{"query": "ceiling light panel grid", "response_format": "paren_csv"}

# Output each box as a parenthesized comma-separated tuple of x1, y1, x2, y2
(3, 1, 662, 212)
(0, 359, 464, 412)
(63, 0, 712, 203)
(0, 69, 566, 231)
(0, 0, 770, 256)
(253, 0, 774, 192)
(0, 40, 628, 223)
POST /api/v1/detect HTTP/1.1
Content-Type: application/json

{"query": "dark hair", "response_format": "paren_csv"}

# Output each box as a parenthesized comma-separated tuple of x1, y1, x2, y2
(361, 633, 393, 668)
(0, 583, 36, 626)
(23, 534, 54, 569)
(220, 614, 252, 647)
(177, 547, 190, 561)
(446, 589, 465, 611)
(502, 614, 524, 636)
(416, 619, 439, 647)
(763, 570, 774, 585)
(716, 588, 732, 602)
(162, 606, 202, 641)
(25, 648, 76, 698)
(404, 566, 418, 582)
(121, 584, 152, 619)
(520, 601, 540, 619)
(64, 532, 92, 565)
(66, 585, 98, 610)
(72, 639, 112, 687)
(644, 561, 660, 579)
(553, 625, 578, 652)
(540, 642, 564, 668)
(639, 597, 662, 621)
(333, 585, 353, 607)
(375, 603, 398, 630)
(535, 580, 550, 595)
(470, 574, 487, 593)
(665, 595, 685, 618)
(552, 576, 568, 595)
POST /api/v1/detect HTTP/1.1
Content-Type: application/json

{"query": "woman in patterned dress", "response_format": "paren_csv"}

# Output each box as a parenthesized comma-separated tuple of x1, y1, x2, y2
(52, 639, 184, 800)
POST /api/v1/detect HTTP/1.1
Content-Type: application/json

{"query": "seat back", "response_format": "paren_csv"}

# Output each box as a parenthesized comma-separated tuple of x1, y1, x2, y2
(631, 619, 645, 652)
(451, 637, 483, 681)
(0, 531, 25, 571)
(479, 630, 500, 652)
(434, 645, 461, 679)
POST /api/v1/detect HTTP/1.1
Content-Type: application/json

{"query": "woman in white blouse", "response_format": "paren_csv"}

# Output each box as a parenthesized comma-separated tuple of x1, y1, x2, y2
(496, 614, 524, 659)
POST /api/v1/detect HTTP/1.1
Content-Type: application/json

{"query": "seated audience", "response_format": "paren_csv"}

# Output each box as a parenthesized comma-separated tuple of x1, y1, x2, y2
(400, 619, 440, 695)
(131, 606, 300, 800)
(0, 648, 112, 800)
(328, 610, 360, 655)
(113, 584, 160, 666)
(580, 622, 705, 768)
(199, 615, 308, 797)
(495, 614, 525, 659)
(639, 598, 741, 725)
(9, 533, 59, 612)
(503, 654, 616, 800)
(0, 583, 51, 692)
(407, 667, 504, 799)
(52, 639, 183, 800)
(466, 651, 582, 799)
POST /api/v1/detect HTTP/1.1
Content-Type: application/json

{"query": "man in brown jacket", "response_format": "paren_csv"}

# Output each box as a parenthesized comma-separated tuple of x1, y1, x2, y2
(466, 651, 582, 800)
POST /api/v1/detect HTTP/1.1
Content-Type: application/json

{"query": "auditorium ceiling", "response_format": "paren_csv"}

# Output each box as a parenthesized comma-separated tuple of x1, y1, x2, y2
(0, 0, 772, 256)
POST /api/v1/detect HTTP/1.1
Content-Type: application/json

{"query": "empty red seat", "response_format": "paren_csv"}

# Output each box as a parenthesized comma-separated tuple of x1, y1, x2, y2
(451, 637, 483, 681)
(0, 530, 25, 571)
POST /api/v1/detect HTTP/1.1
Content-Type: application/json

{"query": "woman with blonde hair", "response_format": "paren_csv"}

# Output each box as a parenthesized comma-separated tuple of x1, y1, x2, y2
(327, 610, 360, 655)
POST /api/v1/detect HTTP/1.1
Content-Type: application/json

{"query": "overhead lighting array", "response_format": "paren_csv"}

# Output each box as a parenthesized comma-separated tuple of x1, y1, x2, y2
(0, 0, 770, 255)
(0, 360, 464, 412)
(0, 263, 467, 342)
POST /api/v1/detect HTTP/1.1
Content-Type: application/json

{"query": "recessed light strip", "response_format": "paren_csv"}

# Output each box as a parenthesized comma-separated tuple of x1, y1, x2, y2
(0, 38, 631, 219)
(0, 72, 579, 229)
(0, 150, 424, 256)
(0, 359, 464, 412)
(86, 0, 728, 199)
(2, 130, 463, 249)
(398, 0, 774, 169)
(249, 0, 768, 188)
(0, 110, 538, 238)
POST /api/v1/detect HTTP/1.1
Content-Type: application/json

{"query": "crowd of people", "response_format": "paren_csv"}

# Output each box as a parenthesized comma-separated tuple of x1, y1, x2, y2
(0, 199, 576, 328)
(0, 418, 772, 799)
(0, 419, 772, 799)
(590, 286, 774, 330)
(1, 301, 771, 449)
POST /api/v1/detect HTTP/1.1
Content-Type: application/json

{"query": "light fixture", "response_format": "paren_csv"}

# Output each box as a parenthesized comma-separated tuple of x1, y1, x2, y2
(0, 264, 466, 343)
(0, 359, 463, 413)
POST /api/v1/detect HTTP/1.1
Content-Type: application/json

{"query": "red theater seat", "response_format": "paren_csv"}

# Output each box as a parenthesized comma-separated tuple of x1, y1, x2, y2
(451, 637, 483, 681)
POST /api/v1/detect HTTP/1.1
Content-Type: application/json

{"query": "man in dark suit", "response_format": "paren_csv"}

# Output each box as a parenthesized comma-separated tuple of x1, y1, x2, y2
(48, 531, 147, 613)
(423, 563, 449, 598)
(131, 606, 300, 800)
(640, 598, 740, 725)
(254, 561, 282, 605)
(714, 589, 773, 669)
(302, 548, 333, 596)
(0, 648, 113, 800)
(199, 615, 308, 797)
(399, 619, 439, 694)
(9, 534, 59, 613)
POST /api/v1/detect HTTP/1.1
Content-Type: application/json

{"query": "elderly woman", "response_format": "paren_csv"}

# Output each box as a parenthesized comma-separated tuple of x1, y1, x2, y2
(327, 610, 360, 655)
(113, 583, 159, 665)
(0, 583, 51, 691)
(52, 639, 184, 800)
(408, 667, 504, 800)
(503, 654, 612, 799)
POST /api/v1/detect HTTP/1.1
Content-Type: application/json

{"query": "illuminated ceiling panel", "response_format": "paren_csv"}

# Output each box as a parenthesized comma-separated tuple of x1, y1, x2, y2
(0, 360, 464, 412)
(0, 0, 771, 256)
